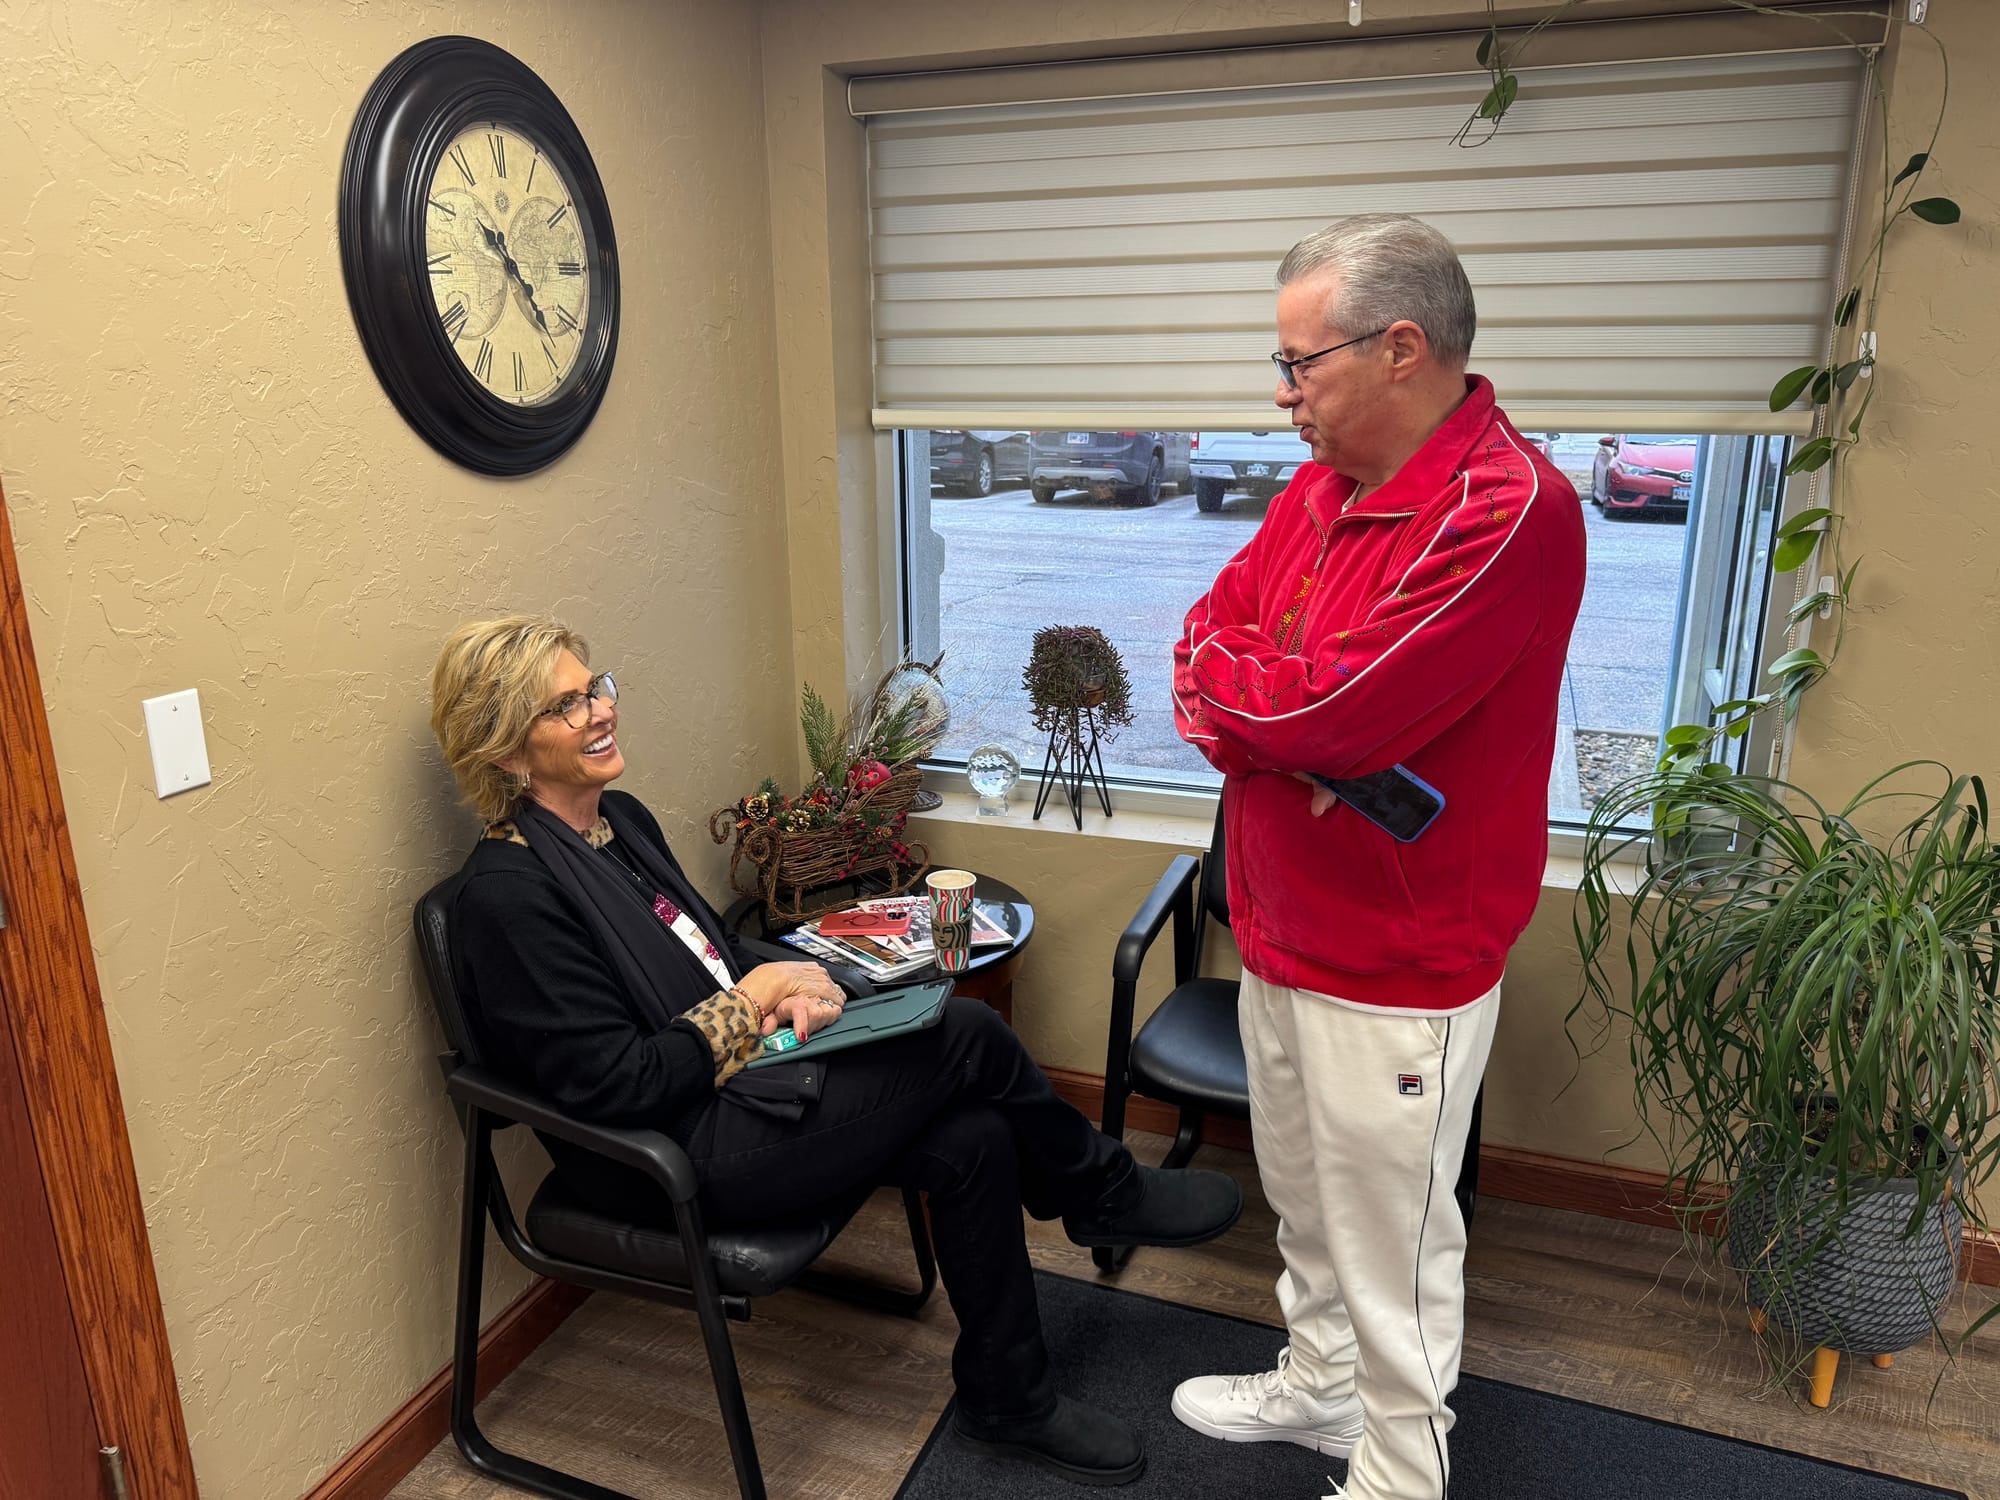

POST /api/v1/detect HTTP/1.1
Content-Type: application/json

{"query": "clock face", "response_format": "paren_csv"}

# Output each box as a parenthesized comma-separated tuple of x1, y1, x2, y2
(424, 123, 591, 406)
(341, 37, 620, 474)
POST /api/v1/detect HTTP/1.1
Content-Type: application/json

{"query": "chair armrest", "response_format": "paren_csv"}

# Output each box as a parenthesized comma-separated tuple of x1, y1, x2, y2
(445, 1061, 700, 1204)
(1113, 854, 1200, 987)
(734, 934, 878, 999)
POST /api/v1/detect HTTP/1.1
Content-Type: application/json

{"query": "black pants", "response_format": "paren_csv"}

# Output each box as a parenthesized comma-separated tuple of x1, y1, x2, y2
(685, 997, 1134, 1417)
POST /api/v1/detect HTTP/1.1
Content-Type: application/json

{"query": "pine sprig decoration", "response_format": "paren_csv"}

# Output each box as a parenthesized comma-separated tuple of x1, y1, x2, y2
(851, 653, 950, 767)
(800, 682, 845, 786)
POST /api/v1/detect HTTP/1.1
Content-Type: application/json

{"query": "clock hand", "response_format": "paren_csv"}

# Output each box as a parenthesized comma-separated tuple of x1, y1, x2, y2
(477, 220, 553, 337)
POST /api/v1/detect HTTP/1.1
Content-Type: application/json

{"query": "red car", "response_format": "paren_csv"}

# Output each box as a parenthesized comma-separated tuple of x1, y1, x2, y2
(1591, 434, 1696, 519)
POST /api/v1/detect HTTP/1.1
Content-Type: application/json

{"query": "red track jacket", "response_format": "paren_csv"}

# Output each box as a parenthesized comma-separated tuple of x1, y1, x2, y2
(1174, 376, 1586, 1012)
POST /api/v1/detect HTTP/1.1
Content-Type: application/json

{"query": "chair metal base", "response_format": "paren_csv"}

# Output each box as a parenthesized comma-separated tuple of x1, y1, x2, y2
(451, 1115, 935, 1500)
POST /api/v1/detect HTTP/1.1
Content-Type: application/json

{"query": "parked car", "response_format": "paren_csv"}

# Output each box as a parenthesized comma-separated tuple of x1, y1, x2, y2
(1028, 430, 1192, 507)
(1187, 429, 1312, 511)
(1591, 434, 1698, 520)
(930, 430, 1032, 497)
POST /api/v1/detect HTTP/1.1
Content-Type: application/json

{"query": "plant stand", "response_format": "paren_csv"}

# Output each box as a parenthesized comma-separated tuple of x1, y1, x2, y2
(1749, 1308, 1899, 1409)
(1032, 703, 1113, 831)
(1731, 1149, 1964, 1411)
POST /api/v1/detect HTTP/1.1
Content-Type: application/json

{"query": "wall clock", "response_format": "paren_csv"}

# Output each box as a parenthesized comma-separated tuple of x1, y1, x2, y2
(339, 36, 620, 476)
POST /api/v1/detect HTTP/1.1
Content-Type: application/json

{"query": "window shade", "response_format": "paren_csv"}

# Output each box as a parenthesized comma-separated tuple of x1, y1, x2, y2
(865, 48, 1868, 435)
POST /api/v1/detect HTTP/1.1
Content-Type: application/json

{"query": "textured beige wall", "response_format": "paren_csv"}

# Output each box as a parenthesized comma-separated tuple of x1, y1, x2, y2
(762, 0, 1994, 1176)
(1, 2, 789, 1495)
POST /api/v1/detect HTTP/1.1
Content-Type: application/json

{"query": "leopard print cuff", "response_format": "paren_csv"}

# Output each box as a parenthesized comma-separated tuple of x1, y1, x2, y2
(680, 987, 765, 1086)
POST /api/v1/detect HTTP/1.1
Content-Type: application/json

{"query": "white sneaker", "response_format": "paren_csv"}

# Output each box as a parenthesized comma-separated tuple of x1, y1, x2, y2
(1170, 1346, 1367, 1458)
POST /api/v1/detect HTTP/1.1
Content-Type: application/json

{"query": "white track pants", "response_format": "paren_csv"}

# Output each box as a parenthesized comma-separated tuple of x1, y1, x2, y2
(1239, 971, 1500, 1500)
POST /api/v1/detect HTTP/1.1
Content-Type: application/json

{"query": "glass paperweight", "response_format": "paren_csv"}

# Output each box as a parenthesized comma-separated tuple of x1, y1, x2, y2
(965, 744, 1022, 817)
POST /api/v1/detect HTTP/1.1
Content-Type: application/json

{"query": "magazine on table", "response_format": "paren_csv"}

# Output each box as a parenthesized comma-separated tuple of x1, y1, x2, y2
(777, 893, 1013, 979)
(849, 894, 1013, 951)
(778, 925, 932, 981)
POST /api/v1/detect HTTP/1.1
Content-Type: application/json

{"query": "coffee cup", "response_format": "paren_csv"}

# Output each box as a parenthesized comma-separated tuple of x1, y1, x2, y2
(926, 869, 976, 973)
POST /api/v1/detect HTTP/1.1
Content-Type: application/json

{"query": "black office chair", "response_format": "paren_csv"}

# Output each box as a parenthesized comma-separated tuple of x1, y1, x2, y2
(413, 872, 937, 1500)
(1098, 805, 1482, 1273)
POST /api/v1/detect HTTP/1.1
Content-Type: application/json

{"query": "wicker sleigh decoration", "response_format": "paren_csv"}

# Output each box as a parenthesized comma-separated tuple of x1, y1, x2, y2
(709, 764, 931, 922)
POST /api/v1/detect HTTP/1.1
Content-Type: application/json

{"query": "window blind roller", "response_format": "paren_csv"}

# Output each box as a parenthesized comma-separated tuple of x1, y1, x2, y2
(866, 49, 1866, 435)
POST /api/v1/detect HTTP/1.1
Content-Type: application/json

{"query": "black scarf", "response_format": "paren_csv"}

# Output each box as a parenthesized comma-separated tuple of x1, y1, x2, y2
(515, 794, 820, 1125)
(515, 796, 742, 1030)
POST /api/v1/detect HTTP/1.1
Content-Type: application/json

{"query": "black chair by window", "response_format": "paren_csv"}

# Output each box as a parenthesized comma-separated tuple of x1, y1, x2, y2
(413, 873, 937, 1500)
(1097, 805, 1483, 1274)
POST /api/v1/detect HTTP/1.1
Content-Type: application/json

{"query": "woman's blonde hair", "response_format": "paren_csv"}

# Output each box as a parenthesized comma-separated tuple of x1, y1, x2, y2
(430, 615, 590, 823)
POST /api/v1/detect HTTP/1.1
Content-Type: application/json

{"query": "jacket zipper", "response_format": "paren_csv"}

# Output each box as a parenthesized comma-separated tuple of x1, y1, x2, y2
(1279, 507, 1418, 656)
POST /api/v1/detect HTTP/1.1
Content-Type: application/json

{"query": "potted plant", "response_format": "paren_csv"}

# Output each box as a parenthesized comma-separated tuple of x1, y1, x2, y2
(1573, 761, 2000, 1397)
(1022, 625, 1133, 828)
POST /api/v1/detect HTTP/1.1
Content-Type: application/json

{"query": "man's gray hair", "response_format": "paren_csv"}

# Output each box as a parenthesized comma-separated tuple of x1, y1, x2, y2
(1276, 215, 1476, 368)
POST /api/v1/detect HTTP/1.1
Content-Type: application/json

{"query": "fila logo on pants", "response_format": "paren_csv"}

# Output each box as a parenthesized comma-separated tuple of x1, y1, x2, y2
(1397, 1074, 1424, 1097)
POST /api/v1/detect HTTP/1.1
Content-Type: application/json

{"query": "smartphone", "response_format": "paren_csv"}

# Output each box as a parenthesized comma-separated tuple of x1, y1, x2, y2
(1306, 764, 1445, 843)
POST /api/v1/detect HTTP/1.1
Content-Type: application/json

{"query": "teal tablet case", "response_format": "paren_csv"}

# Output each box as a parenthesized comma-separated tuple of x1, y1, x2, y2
(742, 979, 954, 1069)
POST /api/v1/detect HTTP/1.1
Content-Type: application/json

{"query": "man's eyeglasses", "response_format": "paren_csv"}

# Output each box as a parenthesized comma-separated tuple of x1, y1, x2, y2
(539, 671, 618, 729)
(1271, 327, 1392, 390)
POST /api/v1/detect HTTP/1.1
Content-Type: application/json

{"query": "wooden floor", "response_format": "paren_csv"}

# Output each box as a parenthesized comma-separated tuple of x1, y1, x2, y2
(389, 1134, 2000, 1499)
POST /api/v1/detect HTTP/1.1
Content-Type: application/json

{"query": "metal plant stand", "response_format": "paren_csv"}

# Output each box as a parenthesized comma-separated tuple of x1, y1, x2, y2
(1032, 702, 1114, 830)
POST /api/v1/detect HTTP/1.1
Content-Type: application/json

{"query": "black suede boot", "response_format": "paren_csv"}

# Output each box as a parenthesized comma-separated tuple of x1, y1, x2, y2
(1061, 1164, 1243, 1248)
(953, 1395, 1146, 1486)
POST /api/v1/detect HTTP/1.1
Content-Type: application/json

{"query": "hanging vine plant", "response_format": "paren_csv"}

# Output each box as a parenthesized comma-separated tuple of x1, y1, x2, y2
(1462, 0, 1959, 768)
(1460, 3, 1987, 1370)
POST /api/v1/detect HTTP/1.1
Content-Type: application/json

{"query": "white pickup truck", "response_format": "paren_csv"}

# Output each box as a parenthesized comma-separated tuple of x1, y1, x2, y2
(1187, 430, 1313, 511)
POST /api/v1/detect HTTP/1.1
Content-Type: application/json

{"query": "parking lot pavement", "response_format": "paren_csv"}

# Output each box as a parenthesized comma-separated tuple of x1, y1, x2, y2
(924, 481, 1686, 779)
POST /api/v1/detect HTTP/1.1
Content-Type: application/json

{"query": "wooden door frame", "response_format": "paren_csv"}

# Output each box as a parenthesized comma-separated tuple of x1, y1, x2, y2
(0, 485, 199, 1498)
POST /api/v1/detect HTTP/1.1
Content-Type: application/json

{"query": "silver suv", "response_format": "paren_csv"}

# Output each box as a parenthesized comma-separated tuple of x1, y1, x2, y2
(1187, 430, 1312, 511)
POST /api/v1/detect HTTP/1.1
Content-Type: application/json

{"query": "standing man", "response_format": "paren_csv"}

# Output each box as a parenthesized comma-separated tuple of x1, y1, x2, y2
(1169, 215, 1585, 1499)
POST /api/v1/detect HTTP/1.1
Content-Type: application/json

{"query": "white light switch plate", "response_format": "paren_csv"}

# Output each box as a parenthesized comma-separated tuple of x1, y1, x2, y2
(142, 689, 212, 798)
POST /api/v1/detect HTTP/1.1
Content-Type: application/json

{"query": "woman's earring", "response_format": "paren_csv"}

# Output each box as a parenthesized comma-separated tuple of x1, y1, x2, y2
(517, 769, 532, 794)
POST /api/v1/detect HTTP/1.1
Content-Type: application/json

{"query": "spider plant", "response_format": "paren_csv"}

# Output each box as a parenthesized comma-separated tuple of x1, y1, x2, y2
(1571, 761, 2000, 1344)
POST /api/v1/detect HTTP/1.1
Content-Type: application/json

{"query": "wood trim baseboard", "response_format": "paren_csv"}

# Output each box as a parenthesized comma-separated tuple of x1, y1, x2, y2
(0, 487, 201, 1495)
(302, 1277, 591, 1500)
(1048, 1068, 2000, 1288)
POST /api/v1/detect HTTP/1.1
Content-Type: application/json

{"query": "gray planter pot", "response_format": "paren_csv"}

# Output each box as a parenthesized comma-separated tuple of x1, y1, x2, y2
(1727, 1149, 1964, 1355)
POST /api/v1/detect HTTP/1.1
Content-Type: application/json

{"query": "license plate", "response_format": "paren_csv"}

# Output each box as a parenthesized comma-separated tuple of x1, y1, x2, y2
(1671, 484, 1691, 501)
(1246, 463, 1270, 477)
(1066, 432, 1092, 445)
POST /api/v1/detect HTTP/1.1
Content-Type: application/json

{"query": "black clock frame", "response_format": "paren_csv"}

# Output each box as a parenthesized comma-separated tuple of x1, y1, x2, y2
(339, 36, 620, 476)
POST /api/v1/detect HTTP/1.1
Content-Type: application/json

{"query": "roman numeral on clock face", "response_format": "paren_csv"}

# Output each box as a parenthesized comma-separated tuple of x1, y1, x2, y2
(554, 304, 580, 334)
(473, 340, 494, 382)
(440, 299, 468, 340)
(487, 132, 506, 178)
(558, 261, 583, 277)
(547, 204, 570, 229)
(448, 144, 476, 186)
(427, 252, 452, 275)
(513, 352, 525, 392)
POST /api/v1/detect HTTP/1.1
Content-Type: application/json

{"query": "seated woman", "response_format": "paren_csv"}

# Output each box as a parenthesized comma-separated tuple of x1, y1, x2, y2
(429, 615, 1242, 1486)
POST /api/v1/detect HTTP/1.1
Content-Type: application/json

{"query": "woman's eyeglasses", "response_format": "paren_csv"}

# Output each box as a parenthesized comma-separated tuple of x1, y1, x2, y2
(539, 671, 618, 729)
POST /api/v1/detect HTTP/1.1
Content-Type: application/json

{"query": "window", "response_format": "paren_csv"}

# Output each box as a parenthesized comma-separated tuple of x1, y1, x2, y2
(898, 425, 1790, 826)
(862, 33, 1867, 828)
